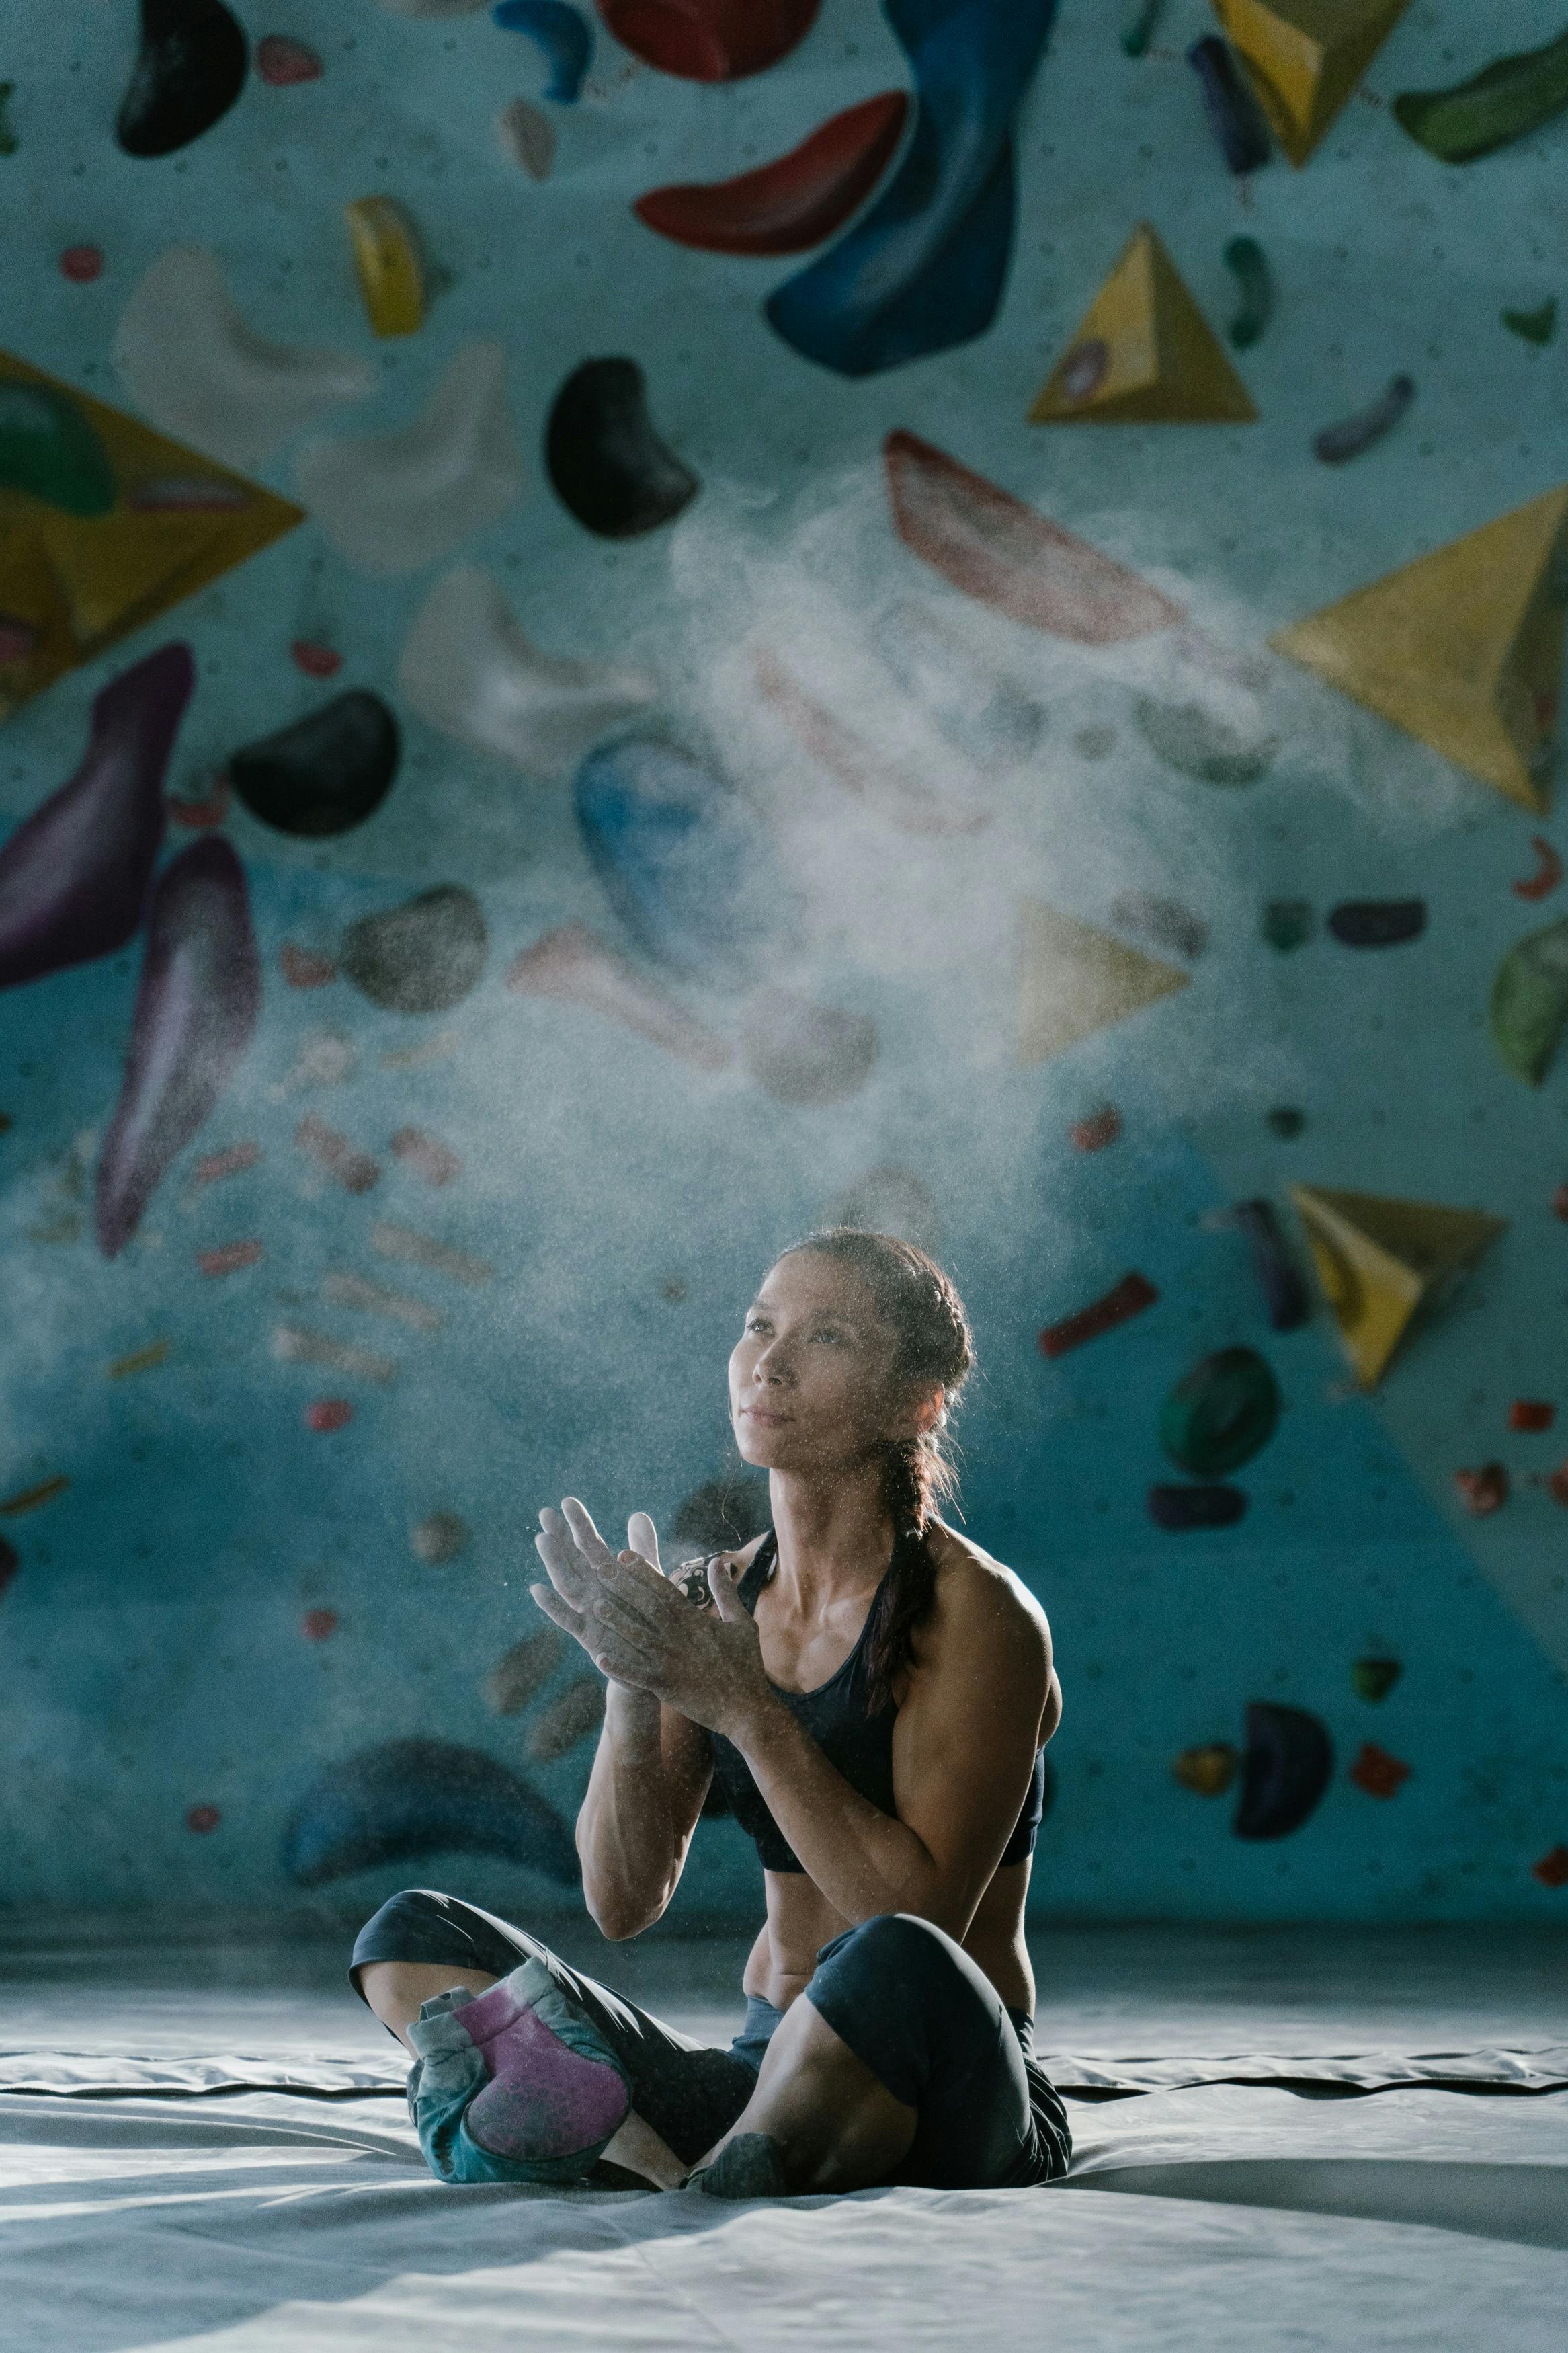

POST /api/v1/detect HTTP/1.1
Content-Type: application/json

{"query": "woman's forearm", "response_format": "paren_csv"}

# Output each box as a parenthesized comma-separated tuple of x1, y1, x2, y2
(576, 1686, 681, 1935)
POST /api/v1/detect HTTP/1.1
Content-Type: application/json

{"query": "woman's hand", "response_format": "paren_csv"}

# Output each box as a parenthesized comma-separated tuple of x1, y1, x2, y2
(531, 1497, 773, 1740)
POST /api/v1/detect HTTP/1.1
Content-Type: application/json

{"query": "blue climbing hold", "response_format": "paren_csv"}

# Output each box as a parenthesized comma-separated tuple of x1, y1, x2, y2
(574, 738, 792, 989)
(282, 1737, 579, 1886)
(493, 1, 593, 103)
(1233, 1702, 1333, 1841)
(766, 0, 1063, 379)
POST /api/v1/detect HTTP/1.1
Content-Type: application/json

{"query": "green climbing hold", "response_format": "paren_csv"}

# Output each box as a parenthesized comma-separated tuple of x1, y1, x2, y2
(1490, 916, 1568, 1085)
(1159, 1346, 1282, 1478)
(1261, 898, 1312, 953)
(1395, 26, 1568, 165)
(0, 82, 17, 157)
(1503, 298, 1558, 346)
(0, 381, 117, 517)
(1352, 1657, 1402, 1704)
(1121, 0, 1165, 59)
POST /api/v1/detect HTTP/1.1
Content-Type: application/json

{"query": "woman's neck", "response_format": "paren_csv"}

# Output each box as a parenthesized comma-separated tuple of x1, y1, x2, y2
(765, 1470, 899, 1617)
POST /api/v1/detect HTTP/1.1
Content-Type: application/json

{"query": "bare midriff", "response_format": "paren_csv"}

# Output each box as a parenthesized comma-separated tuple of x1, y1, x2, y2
(741, 1856, 1035, 2018)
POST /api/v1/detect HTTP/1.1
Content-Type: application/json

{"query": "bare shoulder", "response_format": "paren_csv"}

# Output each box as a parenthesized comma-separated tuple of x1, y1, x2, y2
(926, 1522, 1051, 1642)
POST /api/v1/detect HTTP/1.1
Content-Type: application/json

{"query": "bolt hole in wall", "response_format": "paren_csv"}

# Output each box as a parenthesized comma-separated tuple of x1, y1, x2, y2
(0, 0, 1566, 1935)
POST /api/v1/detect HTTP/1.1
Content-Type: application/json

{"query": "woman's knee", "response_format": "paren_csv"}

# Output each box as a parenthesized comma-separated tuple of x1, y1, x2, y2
(824, 1911, 964, 1978)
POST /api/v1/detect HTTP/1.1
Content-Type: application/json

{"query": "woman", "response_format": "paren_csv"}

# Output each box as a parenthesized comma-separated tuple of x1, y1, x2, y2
(352, 1229, 1068, 2197)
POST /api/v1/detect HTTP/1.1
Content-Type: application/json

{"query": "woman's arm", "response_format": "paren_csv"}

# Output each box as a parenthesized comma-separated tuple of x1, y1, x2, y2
(576, 1686, 713, 1940)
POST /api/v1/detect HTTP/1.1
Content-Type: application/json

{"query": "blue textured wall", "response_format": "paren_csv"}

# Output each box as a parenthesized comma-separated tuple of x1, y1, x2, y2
(3, 0, 1567, 1927)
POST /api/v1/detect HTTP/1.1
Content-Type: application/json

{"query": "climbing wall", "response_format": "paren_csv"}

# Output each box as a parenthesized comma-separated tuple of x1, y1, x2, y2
(3, 0, 1567, 1931)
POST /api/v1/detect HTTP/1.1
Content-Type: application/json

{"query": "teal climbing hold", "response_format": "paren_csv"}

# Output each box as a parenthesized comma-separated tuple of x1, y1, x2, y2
(1490, 916, 1568, 1085)
(0, 381, 116, 516)
(1223, 235, 1273, 350)
(1502, 298, 1557, 346)
(1159, 1346, 1281, 1478)
(0, 81, 17, 157)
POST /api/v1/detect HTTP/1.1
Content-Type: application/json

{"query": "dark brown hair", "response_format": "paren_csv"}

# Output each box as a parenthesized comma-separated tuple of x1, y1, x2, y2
(775, 1227, 975, 1713)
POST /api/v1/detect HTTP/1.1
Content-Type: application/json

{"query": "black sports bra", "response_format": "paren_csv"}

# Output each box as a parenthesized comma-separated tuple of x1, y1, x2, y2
(695, 1527, 1047, 1875)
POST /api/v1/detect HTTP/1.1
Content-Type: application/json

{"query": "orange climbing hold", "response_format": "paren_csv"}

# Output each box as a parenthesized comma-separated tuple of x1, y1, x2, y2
(1454, 1462, 1508, 1516)
(1510, 1400, 1556, 1432)
(196, 1237, 263, 1277)
(280, 943, 337, 988)
(191, 1140, 260, 1186)
(1513, 836, 1563, 900)
(1349, 1741, 1411, 1799)
(290, 639, 342, 679)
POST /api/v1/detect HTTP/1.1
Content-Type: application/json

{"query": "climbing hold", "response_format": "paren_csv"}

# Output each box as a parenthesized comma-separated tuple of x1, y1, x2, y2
(1038, 1271, 1159, 1360)
(1352, 1657, 1402, 1704)
(1019, 898, 1189, 1063)
(1313, 374, 1415, 465)
(185, 1804, 221, 1834)
(1171, 1743, 1238, 1796)
(753, 648, 989, 836)
(1327, 898, 1426, 947)
(507, 922, 733, 1069)
(1454, 1462, 1508, 1517)
(372, 1222, 492, 1287)
(600, 0, 819, 81)
(286, 1031, 357, 1090)
(1510, 1400, 1556, 1433)
(398, 567, 657, 781)
(0, 1536, 17, 1603)
(228, 692, 401, 839)
(59, 244, 105, 284)
(0, 82, 16, 157)
(295, 1113, 380, 1195)
(1030, 224, 1258, 425)
(295, 341, 523, 578)
(108, 1339, 171, 1380)
(95, 838, 261, 1258)
(1490, 916, 1568, 1085)
(495, 0, 593, 99)
(305, 1399, 354, 1433)
(273, 1324, 397, 1384)
(1212, 0, 1409, 164)
(1395, 24, 1568, 164)
(1555, 1183, 1568, 1222)
(821, 1166, 941, 1250)
(1133, 696, 1275, 786)
(885, 431, 1183, 645)
(1290, 1185, 1505, 1388)
(345, 198, 426, 339)
(0, 1475, 68, 1517)
(302, 1608, 339, 1640)
(256, 34, 322, 85)
(1231, 1200, 1310, 1330)
(875, 603, 1045, 768)
(167, 773, 229, 829)
(740, 989, 879, 1107)
(767, 0, 1060, 378)
(527, 1676, 605, 1761)
(1148, 1484, 1248, 1531)
(1503, 298, 1557, 346)
(281, 1737, 577, 1886)
(322, 1270, 445, 1334)
(1160, 1346, 1281, 1476)
(1349, 1741, 1411, 1800)
(575, 737, 788, 988)
(485, 1626, 567, 1714)
(545, 358, 698, 540)
(410, 1511, 470, 1564)
(635, 92, 908, 257)
(1270, 483, 1568, 815)
(192, 1140, 259, 1187)
(1267, 1106, 1305, 1138)
(1233, 1702, 1333, 1840)
(1223, 235, 1273, 350)
(388, 1128, 464, 1185)
(290, 640, 341, 680)
(1070, 1107, 1122, 1154)
(116, 0, 249, 160)
(1512, 837, 1563, 901)
(1261, 898, 1313, 953)
(1188, 36, 1272, 174)
(115, 246, 374, 470)
(1122, 0, 1165, 59)
(1110, 892, 1208, 962)
(1552, 1462, 1568, 1507)
(196, 1237, 263, 1277)
(279, 944, 337, 988)
(0, 643, 190, 991)
(0, 380, 117, 516)
(374, 0, 492, 14)
(341, 886, 488, 1015)
(495, 95, 556, 179)
(1533, 1845, 1568, 1888)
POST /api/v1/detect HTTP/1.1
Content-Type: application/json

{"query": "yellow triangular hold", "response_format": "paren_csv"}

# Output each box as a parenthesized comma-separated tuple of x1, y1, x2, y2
(1028, 224, 1257, 426)
(1212, 0, 1411, 168)
(0, 348, 304, 723)
(1290, 1185, 1506, 1388)
(1018, 899, 1190, 1063)
(1270, 487, 1568, 814)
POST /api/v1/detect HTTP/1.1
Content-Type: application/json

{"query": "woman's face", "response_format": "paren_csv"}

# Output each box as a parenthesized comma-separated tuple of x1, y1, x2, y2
(729, 1251, 932, 1473)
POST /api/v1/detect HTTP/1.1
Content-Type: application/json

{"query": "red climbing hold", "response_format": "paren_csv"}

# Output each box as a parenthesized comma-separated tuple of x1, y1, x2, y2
(1549, 1461, 1568, 1507)
(1510, 1400, 1557, 1432)
(1038, 1271, 1159, 1359)
(257, 34, 323, 87)
(296, 1113, 379, 1195)
(1533, 1845, 1568, 1888)
(305, 1398, 354, 1433)
(1554, 1181, 1568, 1221)
(1454, 1462, 1508, 1516)
(599, 0, 821, 82)
(1512, 836, 1563, 901)
(302, 1607, 339, 1640)
(634, 91, 907, 256)
(1349, 1742, 1411, 1800)
(280, 943, 337, 988)
(290, 639, 343, 679)
(60, 244, 105, 284)
(1069, 1106, 1122, 1153)
(192, 1139, 259, 1185)
(185, 1804, 220, 1834)
(196, 1237, 263, 1278)
(167, 774, 231, 829)
(390, 1127, 462, 1186)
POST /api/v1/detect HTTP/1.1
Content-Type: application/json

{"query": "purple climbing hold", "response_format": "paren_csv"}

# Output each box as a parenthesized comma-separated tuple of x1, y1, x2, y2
(1327, 898, 1426, 948)
(1187, 35, 1272, 175)
(1231, 1199, 1310, 1331)
(95, 836, 261, 1259)
(1147, 1484, 1248, 1531)
(0, 643, 192, 992)
(116, 1, 250, 160)
(1313, 375, 1415, 465)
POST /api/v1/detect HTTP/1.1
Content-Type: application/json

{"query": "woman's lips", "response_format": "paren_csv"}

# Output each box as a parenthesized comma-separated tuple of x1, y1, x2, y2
(743, 1406, 791, 1425)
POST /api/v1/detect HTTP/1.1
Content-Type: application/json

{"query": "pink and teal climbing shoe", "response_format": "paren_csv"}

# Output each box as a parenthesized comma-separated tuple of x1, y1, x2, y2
(406, 1961, 631, 2186)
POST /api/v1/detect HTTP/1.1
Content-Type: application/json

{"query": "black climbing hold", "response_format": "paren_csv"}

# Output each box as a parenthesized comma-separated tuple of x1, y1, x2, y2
(545, 357, 700, 539)
(116, 0, 249, 161)
(1160, 1346, 1281, 1477)
(1327, 898, 1426, 949)
(1233, 1702, 1333, 1841)
(1266, 1105, 1305, 1140)
(281, 1736, 577, 1886)
(227, 692, 400, 839)
(1147, 1483, 1247, 1532)
(341, 885, 488, 1014)
(1187, 34, 1272, 175)
(1231, 1200, 1309, 1332)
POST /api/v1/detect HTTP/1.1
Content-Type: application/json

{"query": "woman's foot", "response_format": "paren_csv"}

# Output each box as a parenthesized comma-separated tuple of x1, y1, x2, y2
(685, 2132, 788, 2199)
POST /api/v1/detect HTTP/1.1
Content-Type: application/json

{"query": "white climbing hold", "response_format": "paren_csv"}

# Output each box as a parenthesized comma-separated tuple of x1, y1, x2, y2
(495, 95, 556, 180)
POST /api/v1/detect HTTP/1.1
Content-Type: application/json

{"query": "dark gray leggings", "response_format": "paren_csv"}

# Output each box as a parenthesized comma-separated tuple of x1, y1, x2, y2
(352, 1890, 1070, 2188)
